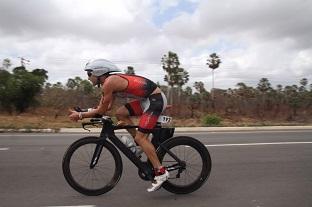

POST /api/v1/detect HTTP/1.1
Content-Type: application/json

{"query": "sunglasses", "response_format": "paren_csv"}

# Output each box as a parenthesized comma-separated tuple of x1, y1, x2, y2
(87, 71, 92, 77)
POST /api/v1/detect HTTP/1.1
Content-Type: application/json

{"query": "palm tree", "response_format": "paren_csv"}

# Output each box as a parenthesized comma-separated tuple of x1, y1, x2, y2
(206, 53, 221, 108)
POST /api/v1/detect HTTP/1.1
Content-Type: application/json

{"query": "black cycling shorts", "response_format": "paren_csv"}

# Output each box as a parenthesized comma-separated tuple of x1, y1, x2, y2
(125, 93, 167, 133)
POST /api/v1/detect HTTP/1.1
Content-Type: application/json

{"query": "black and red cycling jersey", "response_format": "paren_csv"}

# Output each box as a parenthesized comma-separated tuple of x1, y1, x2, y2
(116, 74, 157, 98)
(112, 74, 167, 133)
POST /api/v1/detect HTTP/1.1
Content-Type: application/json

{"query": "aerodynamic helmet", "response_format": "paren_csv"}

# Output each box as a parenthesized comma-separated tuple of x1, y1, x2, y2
(84, 59, 121, 76)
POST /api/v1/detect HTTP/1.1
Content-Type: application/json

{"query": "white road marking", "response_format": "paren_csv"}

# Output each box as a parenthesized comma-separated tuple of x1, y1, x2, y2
(44, 205, 96, 207)
(0, 147, 9, 151)
(176, 130, 312, 135)
(0, 134, 78, 137)
(205, 142, 312, 147)
(0, 129, 311, 137)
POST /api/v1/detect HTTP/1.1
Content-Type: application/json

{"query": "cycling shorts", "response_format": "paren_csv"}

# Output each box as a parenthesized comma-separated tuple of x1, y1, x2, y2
(125, 92, 167, 133)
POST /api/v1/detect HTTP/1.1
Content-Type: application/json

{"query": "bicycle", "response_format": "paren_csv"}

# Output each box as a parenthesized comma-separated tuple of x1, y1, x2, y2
(62, 110, 212, 196)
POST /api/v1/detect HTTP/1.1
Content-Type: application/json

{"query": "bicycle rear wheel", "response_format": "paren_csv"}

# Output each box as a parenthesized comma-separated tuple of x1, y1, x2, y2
(157, 136, 211, 194)
(62, 137, 123, 196)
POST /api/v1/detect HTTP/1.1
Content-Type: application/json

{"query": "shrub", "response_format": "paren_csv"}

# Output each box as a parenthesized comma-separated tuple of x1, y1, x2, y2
(202, 114, 222, 126)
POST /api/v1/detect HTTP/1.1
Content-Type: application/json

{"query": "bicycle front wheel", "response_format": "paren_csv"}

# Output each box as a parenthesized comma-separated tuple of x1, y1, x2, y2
(62, 137, 123, 196)
(157, 136, 211, 194)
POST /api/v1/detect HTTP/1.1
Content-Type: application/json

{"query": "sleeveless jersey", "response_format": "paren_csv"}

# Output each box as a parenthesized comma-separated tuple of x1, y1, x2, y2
(116, 74, 157, 98)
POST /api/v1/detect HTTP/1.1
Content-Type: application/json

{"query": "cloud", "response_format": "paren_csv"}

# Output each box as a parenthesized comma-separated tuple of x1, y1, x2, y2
(161, 0, 312, 88)
(165, 0, 312, 49)
(0, 0, 311, 90)
(0, 0, 158, 43)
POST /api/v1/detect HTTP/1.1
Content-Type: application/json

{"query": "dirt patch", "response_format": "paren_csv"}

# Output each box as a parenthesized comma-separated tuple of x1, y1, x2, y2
(0, 114, 80, 129)
(0, 113, 311, 129)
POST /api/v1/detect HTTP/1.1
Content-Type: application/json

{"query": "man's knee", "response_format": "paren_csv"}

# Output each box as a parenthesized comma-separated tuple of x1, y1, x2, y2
(135, 131, 149, 143)
(115, 106, 130, 120)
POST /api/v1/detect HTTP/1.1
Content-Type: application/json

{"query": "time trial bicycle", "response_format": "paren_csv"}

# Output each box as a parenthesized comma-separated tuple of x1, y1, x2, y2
(62, 111, 211, 195)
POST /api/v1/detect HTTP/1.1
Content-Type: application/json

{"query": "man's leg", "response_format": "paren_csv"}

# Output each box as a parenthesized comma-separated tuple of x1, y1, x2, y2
(115, 106, 137, 138)
(116, 105, 161, 168)
(135, 130, 169, 192)
(134, 131, 161, 168)
(116, 106, 160, 167)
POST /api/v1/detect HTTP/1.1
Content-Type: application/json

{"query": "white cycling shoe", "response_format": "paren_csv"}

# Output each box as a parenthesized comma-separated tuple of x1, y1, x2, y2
(147, 170, 169, 192)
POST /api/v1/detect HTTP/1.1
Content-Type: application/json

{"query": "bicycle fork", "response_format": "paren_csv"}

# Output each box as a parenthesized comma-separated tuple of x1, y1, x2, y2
(90, 143, 104, 169)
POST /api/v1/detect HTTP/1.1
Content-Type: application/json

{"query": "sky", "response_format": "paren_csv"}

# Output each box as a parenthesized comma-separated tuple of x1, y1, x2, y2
(0, 0, 312, 91)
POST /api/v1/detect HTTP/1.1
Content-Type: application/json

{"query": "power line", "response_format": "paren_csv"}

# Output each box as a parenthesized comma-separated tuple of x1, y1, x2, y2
(7, 56, 300, 70)
(18, 57, 30, 67)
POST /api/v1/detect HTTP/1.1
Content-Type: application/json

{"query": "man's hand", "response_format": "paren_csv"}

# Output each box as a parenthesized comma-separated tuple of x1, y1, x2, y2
(68, 109, 80, 122)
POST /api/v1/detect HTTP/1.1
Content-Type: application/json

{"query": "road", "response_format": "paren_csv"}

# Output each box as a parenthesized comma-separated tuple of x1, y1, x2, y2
(0, 130, 312, 207)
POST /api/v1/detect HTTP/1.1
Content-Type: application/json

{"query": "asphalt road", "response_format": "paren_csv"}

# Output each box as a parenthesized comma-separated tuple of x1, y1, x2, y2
(0, 130, 312, 207)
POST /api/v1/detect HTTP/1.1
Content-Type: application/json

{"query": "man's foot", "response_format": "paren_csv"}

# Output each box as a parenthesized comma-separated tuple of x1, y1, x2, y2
(147, 167, 169, 192)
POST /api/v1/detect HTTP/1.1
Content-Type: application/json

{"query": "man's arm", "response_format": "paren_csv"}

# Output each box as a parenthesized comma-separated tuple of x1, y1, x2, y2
(68, 78, 114, 121)
(82, 84, 113, 118)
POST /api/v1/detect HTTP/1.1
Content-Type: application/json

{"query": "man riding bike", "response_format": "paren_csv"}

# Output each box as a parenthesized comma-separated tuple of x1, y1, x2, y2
(68, 59, 169, 192)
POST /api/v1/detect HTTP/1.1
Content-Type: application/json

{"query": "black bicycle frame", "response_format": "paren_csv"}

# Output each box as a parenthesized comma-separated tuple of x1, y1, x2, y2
(87, 117, 185, 181)
(87, 119, 154, 180)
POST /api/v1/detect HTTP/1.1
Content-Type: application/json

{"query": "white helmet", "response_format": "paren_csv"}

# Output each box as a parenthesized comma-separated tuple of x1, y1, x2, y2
(84, 59, 121, 76)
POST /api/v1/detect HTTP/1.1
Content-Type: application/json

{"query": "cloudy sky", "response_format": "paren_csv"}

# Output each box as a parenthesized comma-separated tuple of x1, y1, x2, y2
(1, 0, 311, 90)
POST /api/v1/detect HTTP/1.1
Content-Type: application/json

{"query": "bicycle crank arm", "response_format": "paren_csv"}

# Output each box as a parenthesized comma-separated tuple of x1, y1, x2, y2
(166, 162, 186, 171)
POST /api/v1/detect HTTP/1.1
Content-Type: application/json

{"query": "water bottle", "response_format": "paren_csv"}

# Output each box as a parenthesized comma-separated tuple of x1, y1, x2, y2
(119, 136, 143, 158)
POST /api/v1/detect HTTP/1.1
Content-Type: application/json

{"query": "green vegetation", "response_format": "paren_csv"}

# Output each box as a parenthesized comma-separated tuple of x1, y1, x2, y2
(0, 66, 48, 113)
(202, 114, 222, 126)
(1, 54, 312, 129)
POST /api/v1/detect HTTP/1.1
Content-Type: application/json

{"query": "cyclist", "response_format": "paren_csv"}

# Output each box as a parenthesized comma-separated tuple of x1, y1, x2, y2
(68, 59, 169, 192)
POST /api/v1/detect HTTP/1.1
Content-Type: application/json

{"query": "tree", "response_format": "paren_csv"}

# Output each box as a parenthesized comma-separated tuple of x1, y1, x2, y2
(66, 77, 82, 90)
(0, 66, 48, 113)
(236, 82, 255, 98)
(41, 82, 68, 118)
(206, 53, 221, 108)
(299, 78, 308, 92)
(162, 51, 180, 89)
(256, 78, 274, 118)
(161, 51, 189, 104)
(176, 68, 189, 88)
(66, 78, 78, 89)
(284, 85, 300, 118)
(297, 78, 310, 118)
(207, 53, 221, 70)
(32, 69, 48, 80)
(276, 84, 283, 92)
(2, 58, 12, 70)
(125, 66, 135, 75)
(183, 86, 193, 96)
(80, 80, 94, 94)
(257, 78, 272, 93)
(194, 81, 206, 94)
(45, 82, 52, 89)
(0, 69, 13, 113)
(193, 81, 210, 112)
(53, 82, 64, 89)
(188, 93, 201, 118)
